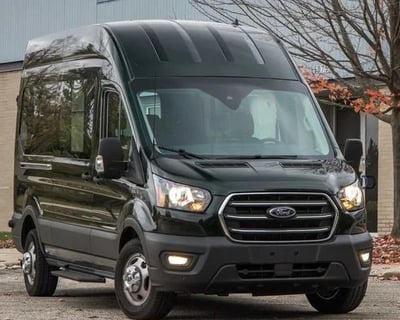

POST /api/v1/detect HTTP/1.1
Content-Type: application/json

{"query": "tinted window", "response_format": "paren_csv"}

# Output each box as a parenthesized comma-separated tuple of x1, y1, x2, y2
(135, 78, 332, 158)
(20, 72, 96, 159)
(105, 91, 132, 160)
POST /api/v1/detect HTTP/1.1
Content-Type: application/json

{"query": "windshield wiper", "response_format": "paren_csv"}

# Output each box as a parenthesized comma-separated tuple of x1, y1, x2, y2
(156, 146, 206, 159)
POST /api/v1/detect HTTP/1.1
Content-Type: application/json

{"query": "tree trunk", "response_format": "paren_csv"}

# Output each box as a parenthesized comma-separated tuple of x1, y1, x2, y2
(391, 108, 400, 238)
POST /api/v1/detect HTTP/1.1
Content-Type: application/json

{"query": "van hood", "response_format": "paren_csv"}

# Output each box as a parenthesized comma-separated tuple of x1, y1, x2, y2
(151, 158, 356, 196)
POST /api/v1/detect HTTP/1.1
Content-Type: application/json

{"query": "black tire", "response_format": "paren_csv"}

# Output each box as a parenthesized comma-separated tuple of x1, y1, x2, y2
(115, 239, 175, 320)
(22, 230, 58, 296)
(306, 281, 368, 314)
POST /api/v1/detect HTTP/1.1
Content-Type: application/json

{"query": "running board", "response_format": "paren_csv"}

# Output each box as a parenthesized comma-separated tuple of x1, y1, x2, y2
(52, 269, 106, 283)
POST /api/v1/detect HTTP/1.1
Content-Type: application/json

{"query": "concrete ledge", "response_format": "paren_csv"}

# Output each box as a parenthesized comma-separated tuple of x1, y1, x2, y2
(370, 264, 400, 280)
(0, 248, 21, 269)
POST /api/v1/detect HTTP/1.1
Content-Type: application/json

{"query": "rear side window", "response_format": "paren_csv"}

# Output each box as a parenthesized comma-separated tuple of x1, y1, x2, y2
(20, 72, 96, 159)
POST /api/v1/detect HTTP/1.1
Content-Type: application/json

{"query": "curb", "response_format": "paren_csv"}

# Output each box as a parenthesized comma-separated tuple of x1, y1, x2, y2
(370, 264, 400, 280)
(0, 248, 21, 270)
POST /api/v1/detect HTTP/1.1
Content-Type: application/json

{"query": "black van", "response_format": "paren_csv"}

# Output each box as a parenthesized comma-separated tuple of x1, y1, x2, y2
(10, 20, 372, 319)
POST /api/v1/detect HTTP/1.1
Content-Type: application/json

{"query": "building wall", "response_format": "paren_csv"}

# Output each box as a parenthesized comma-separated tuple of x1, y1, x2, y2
(0, 0, 96, 64)
(0, 0, 206, 64)
(0, 71, 20, 230)
(96, 0, 207, 23)
(377, 120, 393, 234)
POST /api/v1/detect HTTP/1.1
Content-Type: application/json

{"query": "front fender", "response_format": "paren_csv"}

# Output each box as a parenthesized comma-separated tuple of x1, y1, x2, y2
(117, 198, 157, 259)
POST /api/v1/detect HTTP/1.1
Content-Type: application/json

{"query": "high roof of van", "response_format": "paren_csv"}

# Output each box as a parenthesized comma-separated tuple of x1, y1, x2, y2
(23, 20, 298, 80)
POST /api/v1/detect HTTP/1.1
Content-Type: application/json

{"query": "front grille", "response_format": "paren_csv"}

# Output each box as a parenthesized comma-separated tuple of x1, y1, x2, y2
(218, 192, 338, 243)
(237, 263, 330, 279)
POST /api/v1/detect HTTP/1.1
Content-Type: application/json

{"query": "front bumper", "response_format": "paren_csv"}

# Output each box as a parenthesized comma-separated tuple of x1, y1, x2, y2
(144, 232, 372, 295)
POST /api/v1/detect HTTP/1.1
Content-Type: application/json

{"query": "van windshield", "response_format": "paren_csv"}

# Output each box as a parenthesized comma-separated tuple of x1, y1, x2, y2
(134, 78, 333, 159)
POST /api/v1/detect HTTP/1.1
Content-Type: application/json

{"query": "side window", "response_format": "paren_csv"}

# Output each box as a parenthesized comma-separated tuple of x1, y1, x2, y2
(20, 72, 96, 159)
(59, 77, 95, 159)
(105, 91, 133, 160)
(20, 77, 60, 156)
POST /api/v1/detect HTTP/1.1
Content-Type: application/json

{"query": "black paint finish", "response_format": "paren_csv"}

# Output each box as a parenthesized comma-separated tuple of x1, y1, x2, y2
(11, 20, 371, 297)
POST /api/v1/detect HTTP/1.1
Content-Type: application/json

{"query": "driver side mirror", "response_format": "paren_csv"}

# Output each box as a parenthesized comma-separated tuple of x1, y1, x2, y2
(95, 138, 123, 179)
(344, 139, 363, 174)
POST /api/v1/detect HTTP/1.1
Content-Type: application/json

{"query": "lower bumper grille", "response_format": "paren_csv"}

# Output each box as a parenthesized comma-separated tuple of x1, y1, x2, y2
(237, 263, 330, 279)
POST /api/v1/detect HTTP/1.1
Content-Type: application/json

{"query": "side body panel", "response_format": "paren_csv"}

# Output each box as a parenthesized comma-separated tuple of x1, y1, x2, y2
(13, 26, 151, 273)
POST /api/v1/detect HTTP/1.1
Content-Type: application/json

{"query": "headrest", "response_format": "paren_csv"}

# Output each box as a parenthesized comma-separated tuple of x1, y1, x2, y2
(230, 110, 254, 138)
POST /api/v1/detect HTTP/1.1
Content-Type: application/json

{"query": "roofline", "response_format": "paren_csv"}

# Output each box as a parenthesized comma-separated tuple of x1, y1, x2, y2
(0, 61, 23, 73)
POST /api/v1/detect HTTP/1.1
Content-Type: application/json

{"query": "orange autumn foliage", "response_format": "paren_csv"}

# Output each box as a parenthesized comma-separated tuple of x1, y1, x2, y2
(300, 67, 394, 115)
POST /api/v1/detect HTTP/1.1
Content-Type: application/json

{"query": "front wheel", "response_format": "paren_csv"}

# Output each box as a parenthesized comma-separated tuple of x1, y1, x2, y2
(115, 239, 175, 320)
(22, 230, 58, 296)
(306, 281, 368, 314)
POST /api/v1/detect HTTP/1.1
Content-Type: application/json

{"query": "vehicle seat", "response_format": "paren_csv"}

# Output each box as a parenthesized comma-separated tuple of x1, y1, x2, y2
(229, 110, 258, 142)
(157, 93, 208, 147)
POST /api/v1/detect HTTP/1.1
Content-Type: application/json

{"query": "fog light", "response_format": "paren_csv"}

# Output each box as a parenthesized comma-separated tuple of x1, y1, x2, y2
(359, 250, 371, 267)
(162, 252, 195, 271)
(167, 255, 190, 266)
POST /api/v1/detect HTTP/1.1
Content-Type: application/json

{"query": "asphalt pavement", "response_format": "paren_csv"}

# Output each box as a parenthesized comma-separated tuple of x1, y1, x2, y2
(1, 248, 400, 320)
(0, 269, 400, 320)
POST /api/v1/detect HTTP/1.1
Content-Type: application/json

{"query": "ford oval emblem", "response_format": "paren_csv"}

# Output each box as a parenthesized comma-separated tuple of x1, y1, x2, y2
(268, 206, 297, 219)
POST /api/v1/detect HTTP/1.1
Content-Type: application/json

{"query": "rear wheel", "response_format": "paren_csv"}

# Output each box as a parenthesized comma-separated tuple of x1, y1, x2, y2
(22, 230, 58, 296)
(306, 282, 368, 314)
(115, 239, 175, 320)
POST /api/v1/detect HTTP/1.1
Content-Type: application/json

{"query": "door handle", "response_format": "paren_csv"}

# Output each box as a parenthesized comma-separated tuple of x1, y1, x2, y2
(81, 172, 92, 181)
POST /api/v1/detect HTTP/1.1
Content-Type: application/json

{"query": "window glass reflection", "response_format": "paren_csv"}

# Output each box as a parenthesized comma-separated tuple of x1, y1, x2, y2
(20, 72, 96, 159)
(105, 91, 132, 160)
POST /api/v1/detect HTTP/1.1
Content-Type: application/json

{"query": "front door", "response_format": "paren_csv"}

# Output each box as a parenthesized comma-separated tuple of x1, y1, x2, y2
(88, 83, 134, 263)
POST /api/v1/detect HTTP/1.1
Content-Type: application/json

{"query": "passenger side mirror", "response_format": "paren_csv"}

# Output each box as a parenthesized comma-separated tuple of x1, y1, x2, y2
(344, 139, 363, 174)
(361, 175, 376, 189)
(96, 138, 123, 179)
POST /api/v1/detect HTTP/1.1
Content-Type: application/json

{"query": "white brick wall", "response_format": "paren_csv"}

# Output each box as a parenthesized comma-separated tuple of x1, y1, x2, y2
(377, 120, 394, 234)
(0, 70, 20, 231)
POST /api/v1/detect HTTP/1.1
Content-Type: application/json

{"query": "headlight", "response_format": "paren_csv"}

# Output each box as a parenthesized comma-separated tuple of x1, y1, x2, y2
(338, 181, 363, 211)
(153, 175, 211, 213)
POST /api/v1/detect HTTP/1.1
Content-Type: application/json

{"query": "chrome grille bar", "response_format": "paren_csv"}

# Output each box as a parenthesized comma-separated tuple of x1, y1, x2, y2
(218, 192, 339, 243)
(230, 200, 329, 207)
(225, 213, 334, 220)
(229, 226, 331, 234)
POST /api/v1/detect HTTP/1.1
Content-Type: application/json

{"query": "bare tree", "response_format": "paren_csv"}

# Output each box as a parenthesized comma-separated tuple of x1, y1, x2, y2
(191, 0, 400, 238)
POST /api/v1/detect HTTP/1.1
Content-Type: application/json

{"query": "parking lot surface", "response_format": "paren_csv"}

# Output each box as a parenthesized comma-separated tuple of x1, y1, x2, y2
(1, 269, 399, 320)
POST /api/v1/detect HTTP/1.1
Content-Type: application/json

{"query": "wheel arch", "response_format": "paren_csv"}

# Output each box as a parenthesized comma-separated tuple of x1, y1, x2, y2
(118, 219, 148, 257)
(21, 215, 36, 249)
(20, 200, 45, 255)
